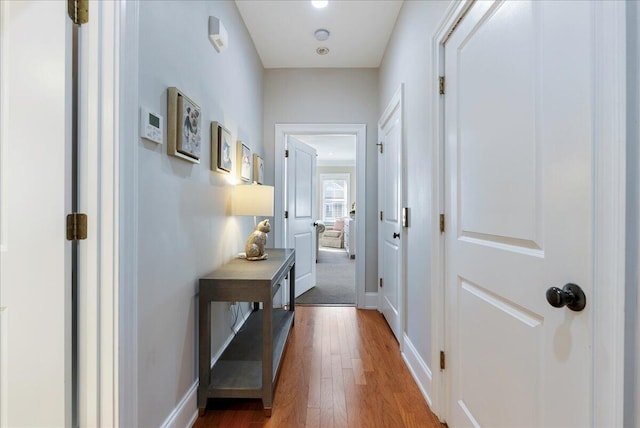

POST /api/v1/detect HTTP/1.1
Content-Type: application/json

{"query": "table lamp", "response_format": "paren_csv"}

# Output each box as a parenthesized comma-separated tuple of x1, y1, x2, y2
(233, 184, 274, 260)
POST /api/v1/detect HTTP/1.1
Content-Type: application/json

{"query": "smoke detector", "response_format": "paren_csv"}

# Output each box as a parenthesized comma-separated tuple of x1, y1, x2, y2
(314, 29, 330, 41)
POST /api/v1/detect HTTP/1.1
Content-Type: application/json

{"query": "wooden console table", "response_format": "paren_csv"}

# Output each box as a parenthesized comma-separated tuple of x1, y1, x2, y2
(198, 248, 295, 417)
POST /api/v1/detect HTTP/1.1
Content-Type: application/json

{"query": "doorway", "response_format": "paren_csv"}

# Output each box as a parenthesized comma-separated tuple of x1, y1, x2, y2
(274, 123, 366, 308)
(295, 135, 356, 305)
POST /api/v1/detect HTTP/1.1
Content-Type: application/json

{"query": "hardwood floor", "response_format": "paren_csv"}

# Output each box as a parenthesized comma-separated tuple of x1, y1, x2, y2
(194, 306, 444, 428)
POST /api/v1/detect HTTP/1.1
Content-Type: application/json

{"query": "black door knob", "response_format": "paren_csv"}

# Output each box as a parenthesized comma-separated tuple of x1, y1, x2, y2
(545, 283, 586, 312)
(393, 232, 400, 239)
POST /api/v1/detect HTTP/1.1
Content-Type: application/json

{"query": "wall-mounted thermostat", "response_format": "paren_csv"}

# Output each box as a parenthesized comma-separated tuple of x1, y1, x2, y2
(140, 107, 163, 144)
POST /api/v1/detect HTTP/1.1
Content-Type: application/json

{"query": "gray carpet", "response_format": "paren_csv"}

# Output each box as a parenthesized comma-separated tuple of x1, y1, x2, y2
(295, 248, 355, 305)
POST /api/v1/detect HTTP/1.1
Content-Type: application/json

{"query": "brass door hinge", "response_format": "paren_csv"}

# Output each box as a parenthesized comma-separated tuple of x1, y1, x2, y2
(66, 213, 88, 241)
(68, 0, 88, 25)
(380, 211, 383, 221)
(439, 76, 445, 95)
(439, 214, 445, 233)
(440, 351, 446, 370)
(379, 278, 383, 288)
(284, 211, 289, 219)
(376, 142, 384, 154)
(285, 149, 289, 158)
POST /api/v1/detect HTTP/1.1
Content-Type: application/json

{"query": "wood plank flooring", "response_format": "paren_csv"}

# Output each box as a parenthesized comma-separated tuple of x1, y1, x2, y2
(194, 306, 444, 428)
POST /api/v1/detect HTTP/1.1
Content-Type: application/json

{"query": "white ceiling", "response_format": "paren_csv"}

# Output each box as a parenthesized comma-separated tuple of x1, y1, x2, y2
(292, 134, 356, 166)
(234, 0, 404, 68)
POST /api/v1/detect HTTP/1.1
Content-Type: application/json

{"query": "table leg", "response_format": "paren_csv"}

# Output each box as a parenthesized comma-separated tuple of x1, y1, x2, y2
(198, 293, 211, 415)
(289, 263, 295, 324)
(262, 294, 273, 415)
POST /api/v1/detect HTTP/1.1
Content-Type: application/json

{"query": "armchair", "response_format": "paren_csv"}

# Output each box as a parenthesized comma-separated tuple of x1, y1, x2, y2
(319, 219, 345, 249)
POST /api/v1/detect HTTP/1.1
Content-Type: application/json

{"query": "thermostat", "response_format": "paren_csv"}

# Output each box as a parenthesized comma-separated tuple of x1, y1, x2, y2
(140, 107, 163, 144)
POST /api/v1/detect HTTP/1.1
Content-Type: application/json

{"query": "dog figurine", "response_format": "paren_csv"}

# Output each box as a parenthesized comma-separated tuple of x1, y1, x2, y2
(245, 219, 270, 261)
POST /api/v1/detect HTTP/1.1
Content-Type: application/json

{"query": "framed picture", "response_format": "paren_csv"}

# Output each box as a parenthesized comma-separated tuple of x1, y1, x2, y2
(237, 141, 251, 182)
(211, 122, 233, 173)
(167, 87, 201, 163)
(253, 154, 264, 184)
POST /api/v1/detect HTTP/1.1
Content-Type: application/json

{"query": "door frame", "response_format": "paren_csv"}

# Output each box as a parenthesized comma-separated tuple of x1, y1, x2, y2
(430, 1, 627, 425)
(274, 123, 366, 308)
(79, 1, 139, 426)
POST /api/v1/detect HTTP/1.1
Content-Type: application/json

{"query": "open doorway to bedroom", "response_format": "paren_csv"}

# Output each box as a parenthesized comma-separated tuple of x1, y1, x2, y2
(272, 123, 367, 308)
(294, 134, 356, 306)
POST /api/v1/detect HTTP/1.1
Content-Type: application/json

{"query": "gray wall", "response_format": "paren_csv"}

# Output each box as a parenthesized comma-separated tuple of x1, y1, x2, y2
(378, 0, 451, 368)
(625, 1, 639, 426)
(263, 68, 379, 292)
(137, 2, 264, 426)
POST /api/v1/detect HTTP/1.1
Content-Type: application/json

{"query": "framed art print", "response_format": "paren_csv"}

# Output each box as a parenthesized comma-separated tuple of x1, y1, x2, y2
(237, 142, 251, 182)
(211, 122, 233, 173)
(167, 87, 201, 163)
(253, 154, 264, 184)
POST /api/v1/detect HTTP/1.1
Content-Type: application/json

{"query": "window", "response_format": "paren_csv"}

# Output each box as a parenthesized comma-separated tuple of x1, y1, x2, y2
(320, 173, 349, 224)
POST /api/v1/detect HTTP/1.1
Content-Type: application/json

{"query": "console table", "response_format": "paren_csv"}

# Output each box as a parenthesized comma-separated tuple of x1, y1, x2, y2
(198, 248, 295, 417)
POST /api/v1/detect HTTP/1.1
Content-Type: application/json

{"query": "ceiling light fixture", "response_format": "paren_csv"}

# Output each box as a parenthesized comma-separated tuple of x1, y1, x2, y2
(314, 29, 330, 41)
(311, 0, 328, 9)
(316, 47, 330, 55)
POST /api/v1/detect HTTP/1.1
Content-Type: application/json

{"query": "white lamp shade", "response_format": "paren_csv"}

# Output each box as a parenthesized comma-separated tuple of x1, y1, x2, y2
(232, 184, 274, 217)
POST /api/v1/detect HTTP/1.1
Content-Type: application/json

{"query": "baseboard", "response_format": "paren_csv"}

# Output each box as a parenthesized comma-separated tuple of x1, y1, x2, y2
(364, 292, 378, 309)
(160, 381, 198, 428)
(402, 333, 433, 408)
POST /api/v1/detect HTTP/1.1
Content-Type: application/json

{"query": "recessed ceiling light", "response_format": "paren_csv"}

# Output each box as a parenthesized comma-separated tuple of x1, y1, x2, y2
(314, 29, 330, 41)
(316, 47, 330, 55)
(311, 0, 328, 9)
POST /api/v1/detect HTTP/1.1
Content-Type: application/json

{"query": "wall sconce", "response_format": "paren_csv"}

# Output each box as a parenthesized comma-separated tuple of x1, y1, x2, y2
(209, 16, 228, 53)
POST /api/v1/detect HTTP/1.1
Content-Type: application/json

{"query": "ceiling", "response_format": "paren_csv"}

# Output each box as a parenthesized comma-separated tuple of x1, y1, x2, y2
(292, 134, 356, 166)
(234, 0, 404, 68)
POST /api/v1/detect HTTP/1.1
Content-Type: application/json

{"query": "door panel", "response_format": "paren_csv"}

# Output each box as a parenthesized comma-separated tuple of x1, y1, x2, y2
(446, 1, 593, 427)
(287, 137, 317, 298)
(378, 91, 403, 343)
(0, 1, 72, 426)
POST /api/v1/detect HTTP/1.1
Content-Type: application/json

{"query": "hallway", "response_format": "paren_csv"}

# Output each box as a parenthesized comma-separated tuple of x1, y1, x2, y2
(194, 307, 443, 427)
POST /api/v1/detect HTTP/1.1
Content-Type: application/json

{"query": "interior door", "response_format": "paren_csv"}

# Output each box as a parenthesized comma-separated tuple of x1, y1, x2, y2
(378, 90, 403, 344)
(286, 137, 317, 298)
(0, 1, 72, 426)
(445, 1, 594, 426)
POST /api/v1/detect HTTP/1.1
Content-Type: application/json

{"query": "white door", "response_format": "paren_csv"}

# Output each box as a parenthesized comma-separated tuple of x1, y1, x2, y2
(445, 1, 594, 426)
(378, 88, 403, 343)
(286, 137, 317, 298)
(0, 1, 72, 426)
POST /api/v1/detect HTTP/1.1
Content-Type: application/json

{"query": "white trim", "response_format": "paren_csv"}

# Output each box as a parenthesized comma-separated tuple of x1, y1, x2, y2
(430, 1, 462, 421)
(275, 123, 367, 308)
(402, 334, 433, 408)
(117, 0, 140, 426)
(364, 292, 378, 310)
(431, 1, 627, 426)
(377, 85, 404, 351)
(160, 381, 198, 428)
(592, 2, 627, 426)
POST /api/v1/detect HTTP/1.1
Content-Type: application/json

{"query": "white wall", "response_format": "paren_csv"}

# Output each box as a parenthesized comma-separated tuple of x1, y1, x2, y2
(263, 69, 378, 292)
(317, 166, 356, 222)
(625, 1, 640, 426)
(137, 2, 263, 426)
(378, 1, 451, 370)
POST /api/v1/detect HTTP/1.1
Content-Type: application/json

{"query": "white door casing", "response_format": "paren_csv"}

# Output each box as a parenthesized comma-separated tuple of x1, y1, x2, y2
(0, 1, 72, 426)
(378, 86, 404, 345)
(442, 1, 626, 426)
(286, 137, 317, 298)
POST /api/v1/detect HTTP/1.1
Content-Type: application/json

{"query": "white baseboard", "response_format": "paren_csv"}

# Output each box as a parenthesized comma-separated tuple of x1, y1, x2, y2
(402, 333, 433, 408)
(364, 292, 378, 309)
(160, 381, 198, 428)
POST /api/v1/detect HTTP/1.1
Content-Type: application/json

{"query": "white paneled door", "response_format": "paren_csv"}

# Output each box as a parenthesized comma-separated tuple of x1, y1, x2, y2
(445, 1, 595, 426)
(0, 1, 72, 426)
(286, 137, 317, 298)
(378, 88, 403, 344)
